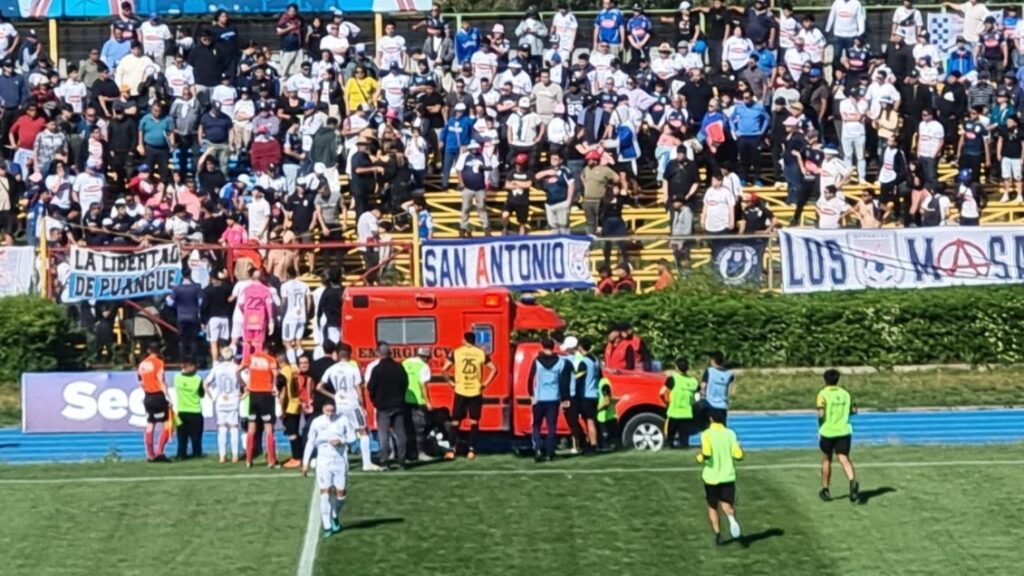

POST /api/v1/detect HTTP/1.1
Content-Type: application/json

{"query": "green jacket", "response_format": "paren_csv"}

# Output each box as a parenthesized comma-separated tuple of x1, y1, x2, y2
(174, 373, 204, 414)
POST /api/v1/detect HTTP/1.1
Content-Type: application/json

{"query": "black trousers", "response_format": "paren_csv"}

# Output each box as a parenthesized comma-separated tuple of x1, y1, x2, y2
(737, 136, 762, 184)
(564, 401, 586, 450)
(144, 144, 172, 183)
(666, 417, 694, 448)
(177, 320, 200, 362)
(596, 419, 617, 450)
(176, 412, 204, 459)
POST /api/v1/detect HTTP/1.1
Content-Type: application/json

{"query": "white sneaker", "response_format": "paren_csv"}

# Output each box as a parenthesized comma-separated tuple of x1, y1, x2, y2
(1000, 194, 1010, 203)
(727, 516, 742, 539)
(362, 463, 383, 472)
(417, 453, 433, 462)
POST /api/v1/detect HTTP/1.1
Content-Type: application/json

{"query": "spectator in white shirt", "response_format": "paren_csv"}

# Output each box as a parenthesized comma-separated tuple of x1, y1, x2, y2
(815, 185, 850, 229)
(722, 27, 754, 72)
(165, 52, 195, 98)
(357, 205, 383, 284)
(701, 171, 736, 233)
(826, 0, 866, 66)
(916, 108, 945, 183)
(376, 21, 407, 71)
(139, 14, 173, 63)
(943, 1, 991, 45)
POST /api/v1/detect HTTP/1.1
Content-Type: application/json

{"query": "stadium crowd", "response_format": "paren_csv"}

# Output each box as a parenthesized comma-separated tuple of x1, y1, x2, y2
(1, 0, 1020, 262)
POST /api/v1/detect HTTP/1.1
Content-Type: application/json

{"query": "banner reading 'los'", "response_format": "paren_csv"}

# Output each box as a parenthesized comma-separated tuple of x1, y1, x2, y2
(64, 244, 182, 302)
(421, 235, 594, 290)
(780, 227, 1024, 293)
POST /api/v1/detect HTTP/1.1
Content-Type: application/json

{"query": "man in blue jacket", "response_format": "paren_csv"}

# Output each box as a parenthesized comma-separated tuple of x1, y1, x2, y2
(439, 102, 474, 189)
(730, 89, 771, 185)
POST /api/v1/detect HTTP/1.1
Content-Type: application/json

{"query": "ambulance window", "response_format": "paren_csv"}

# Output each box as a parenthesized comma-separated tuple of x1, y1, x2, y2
(471, 324, 494, 354)
(376, 317, 437, 345)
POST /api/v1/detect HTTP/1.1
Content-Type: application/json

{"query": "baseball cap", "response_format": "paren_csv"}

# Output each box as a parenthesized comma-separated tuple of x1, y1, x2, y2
(137, 163, 150, 172)
(783, 117, 800, 127)
(492, 23, 504, 34)
(303, 101, 315, 110)
(562, 336, 579, 349)
(517, 96, 531, 108)
(454, 102, 467, 111)
(416, 347, 431, 358)
(514, 153, 528, 165)
(585, 149, 602, 161)
(509, 59, 523, 69)
(467, 140, 481, 150)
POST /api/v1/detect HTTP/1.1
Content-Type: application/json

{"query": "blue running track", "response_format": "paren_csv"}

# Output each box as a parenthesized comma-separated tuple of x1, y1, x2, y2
(1, 409, 1022, 464)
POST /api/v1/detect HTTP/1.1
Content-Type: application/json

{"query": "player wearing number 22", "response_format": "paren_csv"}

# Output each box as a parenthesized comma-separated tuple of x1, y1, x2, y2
(817, 369, 860, 503)
(442, 332, 497, 461)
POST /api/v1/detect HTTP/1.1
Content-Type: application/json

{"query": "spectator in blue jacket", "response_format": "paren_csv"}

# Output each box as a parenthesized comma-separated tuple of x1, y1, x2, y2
(439, 102, 475, 189)
(455, 20, 482, 66)
(947, 35, 975, 77)
(730, 89, 771, 185)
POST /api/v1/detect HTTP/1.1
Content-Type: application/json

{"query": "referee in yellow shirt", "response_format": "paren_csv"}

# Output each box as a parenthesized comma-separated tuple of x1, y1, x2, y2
(442, 332, 496, 460)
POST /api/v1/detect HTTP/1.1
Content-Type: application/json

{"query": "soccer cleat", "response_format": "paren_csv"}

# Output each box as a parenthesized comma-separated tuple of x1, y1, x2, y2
(153, 455, 172, 463)
(268, 463, 282, 470)
(417, 453, 433, 462)
(714, 533, 723, 546)
(321, 529, 333, 540)
(331, 520, 343, 534)
(849, 480, 860, 503)
(819, 488, 832, 502)
(246, 461, 253, 469)
(728, 517, 741, 539)
(443, 450, 456, 461)
(466, 450, 477, 461)
(362, 463, 383, 472)
(534, 451, 544, 463)
(282, 459, 301, 469)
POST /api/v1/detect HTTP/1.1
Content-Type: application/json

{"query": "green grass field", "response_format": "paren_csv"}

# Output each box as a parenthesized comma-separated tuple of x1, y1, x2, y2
(2, 444, 1022, 576)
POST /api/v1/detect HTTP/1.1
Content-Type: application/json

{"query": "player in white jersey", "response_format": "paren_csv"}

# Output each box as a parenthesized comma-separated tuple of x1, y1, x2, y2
(203, 346, 241, 463)
(317, 343, 381, 471)
(303, 401, 356, 538)
(279, 268, 312, 366)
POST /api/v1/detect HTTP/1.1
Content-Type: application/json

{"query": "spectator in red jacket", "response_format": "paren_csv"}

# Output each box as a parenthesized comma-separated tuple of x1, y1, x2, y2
(249, 125, 282, 173)
(604, 324, 636, 371)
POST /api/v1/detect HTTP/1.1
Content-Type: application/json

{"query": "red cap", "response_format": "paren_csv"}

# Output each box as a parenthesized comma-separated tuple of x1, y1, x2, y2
(515, 153, 529, 165)
(585, 150, 602, 161)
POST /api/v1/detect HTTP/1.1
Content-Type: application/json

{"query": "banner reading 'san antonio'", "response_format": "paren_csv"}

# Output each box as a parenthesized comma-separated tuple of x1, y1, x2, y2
(64, 244, 182, 302)
(420, 235, 594, 290)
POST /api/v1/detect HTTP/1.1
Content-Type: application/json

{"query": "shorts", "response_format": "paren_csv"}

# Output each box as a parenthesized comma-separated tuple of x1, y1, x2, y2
(282, 318, 306, 342)
(502, 199, 529, 224)
(704, 482, 736, 507)
(316, 458, 349, 491)
(283, 413, 302, 436)
(207, 317, 230, 343)
(1002, 157, 1023, 181)
(819, 434, 852, 457)
(215, 399, 240, 426)
(338, 405, 367, 429)
(143, 392, 170, 423)
(579, 398, 598, 420)
(249, 392, 277, 425)
(451, 394, 483, 422)
(324, 325, 341, 345)
(231, 311, 244, 341)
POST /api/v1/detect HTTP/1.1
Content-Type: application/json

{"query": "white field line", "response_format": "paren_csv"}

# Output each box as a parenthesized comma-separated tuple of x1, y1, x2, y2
(2, 458, 1024, 485)
(296, 485, 321, 576)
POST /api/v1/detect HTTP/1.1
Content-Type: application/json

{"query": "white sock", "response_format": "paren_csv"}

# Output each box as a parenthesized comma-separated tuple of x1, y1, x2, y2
(286, 348, 297, 366)
(334, 496, 346, 520)
(229, 427, 240, 459)
(328, 493, 338, 519)
(359, 435, 372, 468)
(319, 493, 332, 530)
(217, 427, 227, 459)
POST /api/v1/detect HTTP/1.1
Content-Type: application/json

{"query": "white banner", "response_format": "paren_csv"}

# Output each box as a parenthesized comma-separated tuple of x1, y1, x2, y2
(0, 246, 35, 296)
(421, 235, 594, 290)
(64, 245, 182, 302)
(780, 227, 1024, 293)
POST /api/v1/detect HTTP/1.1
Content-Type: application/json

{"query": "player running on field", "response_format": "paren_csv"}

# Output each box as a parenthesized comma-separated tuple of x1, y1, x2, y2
(318, 343, 382, 472)
(817, 369, 860, 503)
(279, 267, 312, 366)
(303, 400, 357, 539)
(204, 344, 241, 463)
(238, 342, 281, 468)
(138, 342, 172, 463)
(697, 409, 743, 545)
(442, 332, 497, 460)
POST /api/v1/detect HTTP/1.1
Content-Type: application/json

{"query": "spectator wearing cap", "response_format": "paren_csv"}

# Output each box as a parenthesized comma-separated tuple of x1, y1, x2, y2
(139, 13, 172, 64)
(439, 102, 474, 189)
(969, 70, 996, 111)
(454, 140, 490, 236)
(379, 60, 410, 120)
(198, 101, 232, 177)
(350, 137, 380, 219)
(502, 153, 532, 235)
(232, 86, 256, 154)
(516, 6, 549, 70)
(496, 58, 533, 97)
(137, 102, 174, 182)
(210, 73, 239, 124)
(580, 149, 620, 235)
(873, 96, 900, 161)
(506, 97, 543, 172)
(898, 70, 933, 150)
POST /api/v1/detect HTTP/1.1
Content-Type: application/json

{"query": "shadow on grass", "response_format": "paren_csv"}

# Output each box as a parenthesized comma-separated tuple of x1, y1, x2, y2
(345, 517, 405, 531)
(857, 486, 897, 505)
(729, 528, 786, 548)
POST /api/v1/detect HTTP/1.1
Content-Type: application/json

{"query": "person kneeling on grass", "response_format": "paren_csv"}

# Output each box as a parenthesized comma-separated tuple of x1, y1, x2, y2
(697, 409, 743, 546)
(817, 369, 860, 503)
(303, 401, 356, 539)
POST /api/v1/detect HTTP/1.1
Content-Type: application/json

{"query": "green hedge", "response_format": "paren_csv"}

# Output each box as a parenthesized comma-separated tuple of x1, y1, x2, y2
(540, 282, 1024, 368)
(0, 296, 85, 381)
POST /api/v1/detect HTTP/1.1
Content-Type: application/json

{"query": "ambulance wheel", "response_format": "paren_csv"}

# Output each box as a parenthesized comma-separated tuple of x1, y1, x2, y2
(622, 413, 665, 451)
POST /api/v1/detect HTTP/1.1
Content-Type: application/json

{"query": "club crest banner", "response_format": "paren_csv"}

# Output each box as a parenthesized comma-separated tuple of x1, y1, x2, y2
(64, 244, 182, 302)
(420, 235, 594, 290)
(780, 227, 1024, 293)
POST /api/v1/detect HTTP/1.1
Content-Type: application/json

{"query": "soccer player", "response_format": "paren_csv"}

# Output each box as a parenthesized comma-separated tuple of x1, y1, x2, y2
(442, 332, 497, 460)
(817, 369, 860, 502)
(697, 409, 743, 545)
(279, 267, 312, 366)
(661, 357, 700, 449)
(318, 343, 381, 472)
(204, 344, 241, 463)
(238, 342, 281, 468)
(303, 400, 357, 539)
(138, 342, 172, 463)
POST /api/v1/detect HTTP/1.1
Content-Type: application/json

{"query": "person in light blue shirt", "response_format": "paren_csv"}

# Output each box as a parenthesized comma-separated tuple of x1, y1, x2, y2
(101, 38, 131, 72)
(700, 351, 736, 429)
(730, 90, 771, 185)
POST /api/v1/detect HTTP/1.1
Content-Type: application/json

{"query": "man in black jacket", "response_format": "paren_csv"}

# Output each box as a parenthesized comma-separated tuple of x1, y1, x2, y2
(367, 342, 409, 470)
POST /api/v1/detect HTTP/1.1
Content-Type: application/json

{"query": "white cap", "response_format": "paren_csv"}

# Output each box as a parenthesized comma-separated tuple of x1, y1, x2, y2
(562, 336, 579, 350)
(492, 23, 504, 34)
(454, 102, 467, 111)
(467, 140, 481, 149)
(517, 96, 531, 108)
(678, 1, 691, 10)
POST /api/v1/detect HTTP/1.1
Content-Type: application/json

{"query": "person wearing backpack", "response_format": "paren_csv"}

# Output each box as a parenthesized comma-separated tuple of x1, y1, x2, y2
(917, 184, 943, 228)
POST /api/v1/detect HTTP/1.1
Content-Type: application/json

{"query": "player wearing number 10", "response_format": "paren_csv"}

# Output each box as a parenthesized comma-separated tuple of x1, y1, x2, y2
(817, 369, 860, 503)
(443, 332, 497, 461)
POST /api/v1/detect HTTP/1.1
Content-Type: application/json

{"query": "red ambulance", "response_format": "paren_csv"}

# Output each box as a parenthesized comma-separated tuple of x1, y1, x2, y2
(342, 287, 669, 450)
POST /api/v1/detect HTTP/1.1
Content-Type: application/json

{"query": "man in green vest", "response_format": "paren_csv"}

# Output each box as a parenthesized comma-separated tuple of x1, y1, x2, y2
(816, 369, 859, 503)
(403, 347, 434, 462)
(660, 357, 700, 449)
(175, 357, 205, 460)
(697, 409, 744, 545)
(595, 377, 617, 451)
